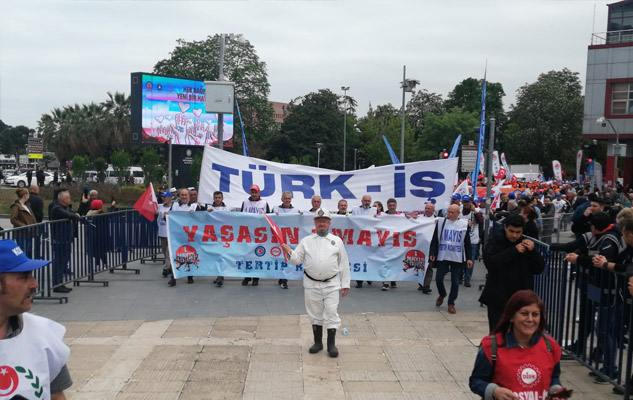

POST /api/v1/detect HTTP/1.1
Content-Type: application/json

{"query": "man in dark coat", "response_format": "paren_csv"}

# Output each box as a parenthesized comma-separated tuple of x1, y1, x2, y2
(36, 167, 45, 187)
(480, 214, 545, 332)
(50, 189, 80, 293)
(27, 184, 44, 223)
(26, 169, 33, 186)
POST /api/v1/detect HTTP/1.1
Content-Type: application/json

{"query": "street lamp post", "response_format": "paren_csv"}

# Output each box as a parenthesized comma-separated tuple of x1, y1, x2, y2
(400, 66, 419, 163)
(217, 33, 245, 150)
(354, 148, 357, 170)
(341, 86, 350, 171)
(597, 117, 621, 188)
(316, 143, 323, 168)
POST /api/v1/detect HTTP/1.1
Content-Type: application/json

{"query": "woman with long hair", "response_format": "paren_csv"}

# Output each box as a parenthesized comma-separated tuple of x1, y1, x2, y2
(10, 187, 36, 256)
(469, 290, 572, 399)
(520, 206, 540, 240)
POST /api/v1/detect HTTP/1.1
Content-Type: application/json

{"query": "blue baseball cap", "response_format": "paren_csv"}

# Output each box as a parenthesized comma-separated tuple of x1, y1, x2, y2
(451, 193, 461, 200)
(461, 195, 472, 202)
(160, 191, 172, 198)
(0, 239, 50, 273)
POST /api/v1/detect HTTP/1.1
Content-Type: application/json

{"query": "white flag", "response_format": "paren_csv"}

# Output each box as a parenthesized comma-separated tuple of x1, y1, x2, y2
(552, 160, 563, 181)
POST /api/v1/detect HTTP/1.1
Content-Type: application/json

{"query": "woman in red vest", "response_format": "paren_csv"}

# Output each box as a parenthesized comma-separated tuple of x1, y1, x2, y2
(469, 290, 572, 399)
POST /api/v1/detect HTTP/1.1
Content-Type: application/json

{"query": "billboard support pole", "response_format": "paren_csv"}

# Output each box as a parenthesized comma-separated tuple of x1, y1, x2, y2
(217, 34, 226, 150)
(168, 138, 173, 189)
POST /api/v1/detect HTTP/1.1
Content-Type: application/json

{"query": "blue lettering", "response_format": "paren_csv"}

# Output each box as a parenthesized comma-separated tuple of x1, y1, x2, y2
(245, 261, 253, 270)
(409, 171, 445, 199)
(296, 264, 303, 271)
(353, 262, 361, 272)
(281, 175, 315, 199)
(213, 163, 240, 192)
(255, 261, 263, 270)
(235, 261, 244, 269)
(394, 171, 406, 197)
(242, 170, 276, 196)
(319, 174, 355, 200)
(265, 261, 272, 270)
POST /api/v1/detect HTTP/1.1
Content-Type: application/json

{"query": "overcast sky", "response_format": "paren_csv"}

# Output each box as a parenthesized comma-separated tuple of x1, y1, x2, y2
(0, 0, 608, 130)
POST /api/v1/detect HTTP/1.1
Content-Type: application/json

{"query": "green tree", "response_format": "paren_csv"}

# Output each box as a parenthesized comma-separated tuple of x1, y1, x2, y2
(504, 68, 583, 176)
(190, 152, 203, 186)
(354, 104, 410, 166)
(413, 109, 479, 161)
(153, 35, 274, 157)
(406, 89, 445, 141)
(267, 89, 352, 170)
(0, 125, 31, 164)
(71, 155, 90, 181)
(444, 78, 507, 127)
(140, 148, 163, 185)
(94, 157, 108, 183)
(110, 150, 133, 184)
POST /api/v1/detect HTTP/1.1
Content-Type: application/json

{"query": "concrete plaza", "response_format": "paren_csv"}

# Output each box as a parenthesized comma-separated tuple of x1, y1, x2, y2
(28, 258, 621, 400)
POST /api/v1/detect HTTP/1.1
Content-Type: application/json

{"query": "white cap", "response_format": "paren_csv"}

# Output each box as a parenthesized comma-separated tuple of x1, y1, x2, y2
(313, 208, 331, 220)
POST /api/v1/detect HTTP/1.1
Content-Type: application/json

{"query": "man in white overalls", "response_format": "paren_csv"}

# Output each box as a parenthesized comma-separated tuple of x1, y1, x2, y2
(282, 208, 351, 358)
(0, 239, 72, 399)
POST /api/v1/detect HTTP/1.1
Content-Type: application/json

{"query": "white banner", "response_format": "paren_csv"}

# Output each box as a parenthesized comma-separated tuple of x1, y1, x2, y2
(595, 161, 603, 189)
(552, 160, 563, 181)
(453, 179, 470, 198)
(168, 211, 434, 282)
(500, 153, 513, 180)
(576, 150, 582, 183)
(492, 151, 500, 177)
(199, 147, 459, 212)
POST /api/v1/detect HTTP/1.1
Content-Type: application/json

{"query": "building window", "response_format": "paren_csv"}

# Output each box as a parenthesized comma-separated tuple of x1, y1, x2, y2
(611, 82, 633, 115)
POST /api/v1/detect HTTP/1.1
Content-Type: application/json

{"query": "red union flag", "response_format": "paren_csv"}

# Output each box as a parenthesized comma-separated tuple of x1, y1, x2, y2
(134, 183, 158, 222)
(264, 214, 287, 261)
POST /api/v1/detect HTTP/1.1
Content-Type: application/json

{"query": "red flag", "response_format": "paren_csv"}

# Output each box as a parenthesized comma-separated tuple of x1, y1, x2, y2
(134, 183, 158, 222)
(264, 214, 287, 262)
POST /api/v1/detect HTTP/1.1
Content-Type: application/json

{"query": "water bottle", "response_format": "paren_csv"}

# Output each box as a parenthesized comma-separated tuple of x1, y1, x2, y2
(342, 327, 348, 336)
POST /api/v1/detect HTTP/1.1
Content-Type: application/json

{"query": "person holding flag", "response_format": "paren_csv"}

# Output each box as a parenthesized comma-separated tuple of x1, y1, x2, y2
(281, 208, 351, 358)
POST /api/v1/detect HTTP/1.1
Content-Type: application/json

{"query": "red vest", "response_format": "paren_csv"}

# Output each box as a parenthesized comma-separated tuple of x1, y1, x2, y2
(481, 332, 561, 400)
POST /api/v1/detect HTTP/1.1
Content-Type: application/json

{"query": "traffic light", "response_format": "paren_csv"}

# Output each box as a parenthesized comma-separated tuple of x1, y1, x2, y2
(587, 158, 593, 163)
(442, 151, 449, 159)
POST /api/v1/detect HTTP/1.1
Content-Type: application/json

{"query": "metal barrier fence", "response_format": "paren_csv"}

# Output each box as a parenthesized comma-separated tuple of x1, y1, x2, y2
(0, 209, 160, 303)
(530, 237, 633, 398)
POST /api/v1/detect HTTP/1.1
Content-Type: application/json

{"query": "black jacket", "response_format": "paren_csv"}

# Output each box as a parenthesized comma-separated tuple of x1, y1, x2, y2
(27, 192, 44, 223)
(479, 230, 545, 306)
(429, 218, 472, 263)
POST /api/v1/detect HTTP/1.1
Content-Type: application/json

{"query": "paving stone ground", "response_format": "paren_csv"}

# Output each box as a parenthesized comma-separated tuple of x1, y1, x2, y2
(22, 251, 620, 399)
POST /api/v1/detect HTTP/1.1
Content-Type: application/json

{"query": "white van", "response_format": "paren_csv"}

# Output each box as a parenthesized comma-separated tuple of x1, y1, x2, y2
(105, 167, 145, 185)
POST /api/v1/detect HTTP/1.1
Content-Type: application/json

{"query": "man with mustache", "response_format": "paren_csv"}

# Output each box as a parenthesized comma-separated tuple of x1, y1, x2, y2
(0, 239, 73, 399)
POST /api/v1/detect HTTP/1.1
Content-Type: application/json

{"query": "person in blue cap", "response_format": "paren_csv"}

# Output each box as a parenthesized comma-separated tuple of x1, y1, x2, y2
(438, 193, 462, 218)
(0, 239, 73, 399)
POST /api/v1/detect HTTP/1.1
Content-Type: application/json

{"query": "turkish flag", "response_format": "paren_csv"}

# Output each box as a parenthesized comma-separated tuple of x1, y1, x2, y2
(133, 183, 158, 222)
(264, 214, 287, 262)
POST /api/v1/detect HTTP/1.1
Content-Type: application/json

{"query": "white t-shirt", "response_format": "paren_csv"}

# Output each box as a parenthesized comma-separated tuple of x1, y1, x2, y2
(241, 198, 269, 214)
(170, 201, 197, 212)
(0, 313, 70, 399)
(351, 206, 377, 216)
(272, 205, 301, 214)
(436, 218, 469, 263)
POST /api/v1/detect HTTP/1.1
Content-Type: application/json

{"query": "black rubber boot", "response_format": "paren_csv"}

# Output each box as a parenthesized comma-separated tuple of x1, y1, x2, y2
(309, 325, 323, 354)
(327, 328, 338, 358)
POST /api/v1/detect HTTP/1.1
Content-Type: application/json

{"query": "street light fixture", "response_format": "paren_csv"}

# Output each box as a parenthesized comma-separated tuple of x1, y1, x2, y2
(316, 142, 324, 168)
(341, 86, 350, 171)
(400, 66, 419, 163)
(597, 116, 624, 188)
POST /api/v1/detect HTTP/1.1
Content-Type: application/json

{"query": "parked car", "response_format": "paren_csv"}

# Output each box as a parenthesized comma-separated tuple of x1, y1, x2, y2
(5, 171, 54, 187)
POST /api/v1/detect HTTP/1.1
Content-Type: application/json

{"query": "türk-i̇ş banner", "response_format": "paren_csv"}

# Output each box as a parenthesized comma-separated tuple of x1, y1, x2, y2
(198, 146, 458, 213)
(167, 211, 435, 282)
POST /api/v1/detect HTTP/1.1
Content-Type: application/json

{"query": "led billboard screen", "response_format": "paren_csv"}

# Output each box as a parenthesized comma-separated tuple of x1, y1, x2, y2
(130, 72, 233, 146)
